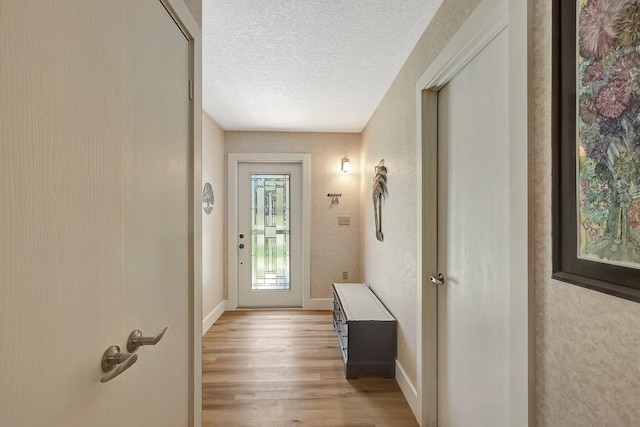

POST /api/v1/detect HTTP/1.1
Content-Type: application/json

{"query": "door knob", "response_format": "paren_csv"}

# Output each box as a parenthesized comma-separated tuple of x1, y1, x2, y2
(127, 326, 169, 352)
(430, 273, 445, 286)
(239, 244, 245, 249)
(239, 234, 244, 239)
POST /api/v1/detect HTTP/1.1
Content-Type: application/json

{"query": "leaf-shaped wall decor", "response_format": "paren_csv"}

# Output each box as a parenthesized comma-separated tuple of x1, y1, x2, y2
(202, 182, 214, 215)
(372, 159, 388, 241)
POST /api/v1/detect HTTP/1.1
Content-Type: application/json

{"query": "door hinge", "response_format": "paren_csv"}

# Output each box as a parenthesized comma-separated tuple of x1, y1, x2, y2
(188, 80, 193, 100)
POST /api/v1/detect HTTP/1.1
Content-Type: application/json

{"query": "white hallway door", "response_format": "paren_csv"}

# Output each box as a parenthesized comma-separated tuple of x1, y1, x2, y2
(237, 162, 303, 307)
(1, 1, 193, 425)
(436, 29, 510, 426)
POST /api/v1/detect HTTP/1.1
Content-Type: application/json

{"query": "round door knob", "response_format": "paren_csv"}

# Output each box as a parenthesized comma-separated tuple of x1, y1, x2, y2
(239, 244, 245, 249)
(239, 234, 244, 239)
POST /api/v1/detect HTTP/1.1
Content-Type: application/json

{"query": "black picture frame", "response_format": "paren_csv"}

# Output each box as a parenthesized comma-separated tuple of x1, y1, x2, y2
(552, 0, 640, 303)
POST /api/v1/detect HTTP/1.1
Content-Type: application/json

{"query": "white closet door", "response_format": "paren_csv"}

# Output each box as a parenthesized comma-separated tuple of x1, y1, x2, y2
(436, 29, 510, 427)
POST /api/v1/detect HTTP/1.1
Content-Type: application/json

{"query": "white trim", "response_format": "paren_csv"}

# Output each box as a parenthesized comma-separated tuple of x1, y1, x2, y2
(507, 0, 535, 425)
(415, 0, 532, 425)
(202, 300, 227, 335)
(227, 153, 311, 310)
(416, 0, 507, 92)
(159, 1, 202, 426)
(302, 298, 333, 310)
(396, 360, 419, 419)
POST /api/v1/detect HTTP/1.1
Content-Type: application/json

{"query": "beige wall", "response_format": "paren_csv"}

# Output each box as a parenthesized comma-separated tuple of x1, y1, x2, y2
(533, 0, 640, 425)
(202, 112, 226, 324)
(225, 132, 361, 301)
(360, 0, 482, 387)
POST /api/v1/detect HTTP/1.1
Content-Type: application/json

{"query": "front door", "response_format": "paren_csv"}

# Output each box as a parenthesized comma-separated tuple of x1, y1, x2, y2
(435, 29, 510, 426)
(237, 162, 303, 307)
(0, 0, 193, 425)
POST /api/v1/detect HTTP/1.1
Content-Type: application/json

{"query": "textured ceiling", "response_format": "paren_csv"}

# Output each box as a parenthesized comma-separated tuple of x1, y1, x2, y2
(202, 0, 444, 132)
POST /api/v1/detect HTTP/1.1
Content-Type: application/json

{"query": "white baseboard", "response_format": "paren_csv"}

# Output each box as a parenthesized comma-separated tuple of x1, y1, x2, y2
(303, 298, 332, 310)
(226, 298, 332, 311)
(396, 360, 419, 421)
(202, 300, 226, 335)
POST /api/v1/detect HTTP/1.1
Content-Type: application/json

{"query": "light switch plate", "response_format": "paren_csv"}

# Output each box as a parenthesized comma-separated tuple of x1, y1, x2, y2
(338, 215, 350, 225)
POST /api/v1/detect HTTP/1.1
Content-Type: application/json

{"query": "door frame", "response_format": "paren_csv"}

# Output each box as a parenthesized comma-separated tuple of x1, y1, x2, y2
(156, 1, 202, 426)
(415, 0, 533, 425)
(227, 153, 311, 309)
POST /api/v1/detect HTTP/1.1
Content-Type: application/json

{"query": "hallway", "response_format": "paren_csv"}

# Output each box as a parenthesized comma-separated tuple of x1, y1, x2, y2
(202, 310, 418, 426)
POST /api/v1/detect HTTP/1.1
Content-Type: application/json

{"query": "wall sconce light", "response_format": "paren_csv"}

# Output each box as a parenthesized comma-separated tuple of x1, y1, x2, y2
(341, 157, 351, 173)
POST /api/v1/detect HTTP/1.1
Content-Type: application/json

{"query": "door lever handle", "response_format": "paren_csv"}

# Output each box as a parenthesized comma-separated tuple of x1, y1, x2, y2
(430, 273, 445, 286)
(100, 345, 138, 383)
(127, 326, 169, 352)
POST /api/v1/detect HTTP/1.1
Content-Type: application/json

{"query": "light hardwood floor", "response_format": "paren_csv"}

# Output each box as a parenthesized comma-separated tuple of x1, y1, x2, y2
(202, 310, 418, 427)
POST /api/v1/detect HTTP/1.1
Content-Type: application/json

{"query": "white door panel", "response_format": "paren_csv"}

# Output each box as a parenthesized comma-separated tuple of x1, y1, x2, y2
(122, 1, 190, 424)
(1, 1, 191, 425)
(437, 29, 509, 426)
(237, 162, 302, 307)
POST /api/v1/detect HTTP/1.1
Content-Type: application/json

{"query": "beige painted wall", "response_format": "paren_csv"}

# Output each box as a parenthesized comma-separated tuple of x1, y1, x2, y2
(225, 132, 361, 301)
(533, 0, 640, 425)
(202, 112, 225, 324)
(360, 0, 482, 387)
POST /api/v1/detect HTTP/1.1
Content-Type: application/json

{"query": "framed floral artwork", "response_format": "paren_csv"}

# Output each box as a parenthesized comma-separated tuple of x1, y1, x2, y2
(553, 0, 640, 302)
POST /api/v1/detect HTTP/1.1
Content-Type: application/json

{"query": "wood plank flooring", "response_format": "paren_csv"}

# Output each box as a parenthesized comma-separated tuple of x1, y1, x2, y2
(202, 310, 418, 427)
